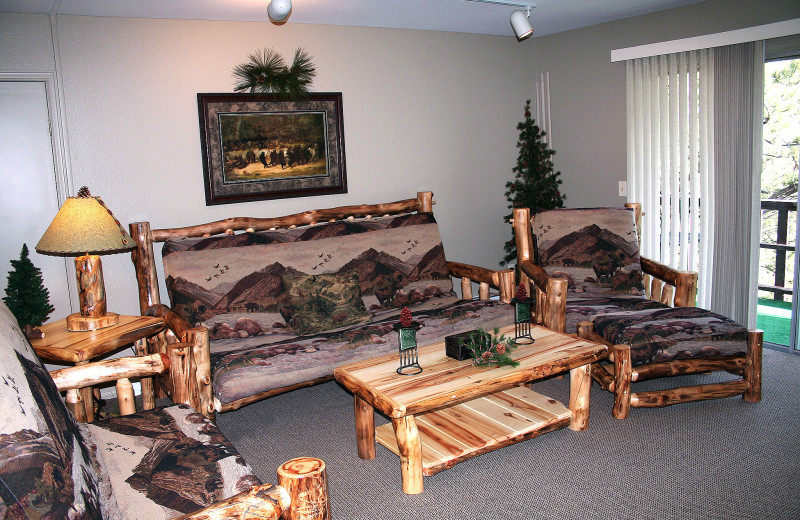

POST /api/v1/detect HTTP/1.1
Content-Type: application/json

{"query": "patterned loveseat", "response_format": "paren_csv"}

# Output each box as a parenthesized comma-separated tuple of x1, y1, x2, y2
(0, 301, 328, 519)
(512, 205, 762, 419)
(131, 192, 515, 416)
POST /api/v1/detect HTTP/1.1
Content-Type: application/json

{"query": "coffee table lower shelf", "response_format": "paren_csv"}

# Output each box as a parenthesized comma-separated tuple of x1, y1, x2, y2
(374, 386, 572, 476)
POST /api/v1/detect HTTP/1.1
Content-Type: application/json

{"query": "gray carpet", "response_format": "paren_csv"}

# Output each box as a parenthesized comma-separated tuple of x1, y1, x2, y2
(215, 348, 800, 519)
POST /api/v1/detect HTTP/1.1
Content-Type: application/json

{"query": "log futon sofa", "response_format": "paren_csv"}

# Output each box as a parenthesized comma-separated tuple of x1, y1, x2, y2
(130, 192, 515, 418)
(512, 203, 762, 419)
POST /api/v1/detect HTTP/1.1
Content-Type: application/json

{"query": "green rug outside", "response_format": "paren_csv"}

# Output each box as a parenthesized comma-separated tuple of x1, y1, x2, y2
(757, 298, 791, 346)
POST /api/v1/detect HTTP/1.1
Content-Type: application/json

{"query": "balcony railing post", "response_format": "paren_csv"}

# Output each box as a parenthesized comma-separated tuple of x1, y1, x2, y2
(759, 199, 797, 302)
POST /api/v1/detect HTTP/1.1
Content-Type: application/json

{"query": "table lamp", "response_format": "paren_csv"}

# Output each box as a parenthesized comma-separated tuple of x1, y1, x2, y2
(36, 186, 134, 331)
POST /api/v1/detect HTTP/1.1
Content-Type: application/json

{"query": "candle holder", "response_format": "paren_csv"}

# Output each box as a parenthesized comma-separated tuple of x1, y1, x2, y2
(394, 307, 422, 375)
(511, 283, 534, 345)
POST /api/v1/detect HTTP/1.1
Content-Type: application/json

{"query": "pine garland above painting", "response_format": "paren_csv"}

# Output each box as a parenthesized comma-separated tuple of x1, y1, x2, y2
(232, 47, 316, 99)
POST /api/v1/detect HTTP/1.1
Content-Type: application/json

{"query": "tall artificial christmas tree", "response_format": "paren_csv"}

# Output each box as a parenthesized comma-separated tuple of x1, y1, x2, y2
(502, 100, 566, 266)
(4, 243, 54, 337)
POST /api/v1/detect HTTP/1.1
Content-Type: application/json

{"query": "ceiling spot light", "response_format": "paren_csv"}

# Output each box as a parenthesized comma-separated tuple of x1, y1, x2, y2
(510, 8, 533, 41)
(268, 0, 292, 23)
(465, 0, 535, 42)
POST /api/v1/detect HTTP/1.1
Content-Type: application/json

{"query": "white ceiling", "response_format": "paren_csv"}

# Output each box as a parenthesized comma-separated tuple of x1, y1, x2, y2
(0, 0, 706, 38)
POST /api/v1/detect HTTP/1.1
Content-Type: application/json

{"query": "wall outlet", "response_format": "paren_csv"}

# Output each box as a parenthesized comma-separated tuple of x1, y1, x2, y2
(618, 181, 627, 197)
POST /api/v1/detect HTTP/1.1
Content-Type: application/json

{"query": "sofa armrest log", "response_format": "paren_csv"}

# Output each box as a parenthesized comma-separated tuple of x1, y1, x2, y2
(146, 304, 215, 420)
(640, 257, 698, 308)
(177, 456, 329, 520)
(447, 261, 514, 303)
(518, 259, 568, 333)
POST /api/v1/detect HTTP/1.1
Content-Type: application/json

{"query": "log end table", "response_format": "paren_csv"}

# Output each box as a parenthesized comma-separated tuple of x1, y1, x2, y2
(30, 314, 166, 422)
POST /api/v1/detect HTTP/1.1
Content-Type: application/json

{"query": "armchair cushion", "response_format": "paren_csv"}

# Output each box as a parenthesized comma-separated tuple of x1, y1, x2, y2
(564, 295, 667, 340)
(534, 208, 645, 297)
(592, 305, 749, 366)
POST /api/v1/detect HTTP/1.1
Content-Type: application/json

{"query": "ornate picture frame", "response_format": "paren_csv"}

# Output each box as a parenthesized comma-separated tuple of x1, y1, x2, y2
(197, 92, 347, 205)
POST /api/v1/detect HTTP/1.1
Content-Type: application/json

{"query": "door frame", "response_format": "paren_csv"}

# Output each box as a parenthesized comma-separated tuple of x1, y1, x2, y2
(1, 72, 75, 312)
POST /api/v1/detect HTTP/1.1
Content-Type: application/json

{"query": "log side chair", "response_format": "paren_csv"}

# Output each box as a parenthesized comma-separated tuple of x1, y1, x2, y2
(511, 204, 763, 419)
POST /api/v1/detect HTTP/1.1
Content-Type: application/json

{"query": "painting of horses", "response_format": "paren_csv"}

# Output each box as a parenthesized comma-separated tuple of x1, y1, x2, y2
(198, 93, 347, 205)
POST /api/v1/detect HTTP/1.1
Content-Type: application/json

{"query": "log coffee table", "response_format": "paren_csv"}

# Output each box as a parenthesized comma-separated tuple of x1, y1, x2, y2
(333, 324, 607, 494)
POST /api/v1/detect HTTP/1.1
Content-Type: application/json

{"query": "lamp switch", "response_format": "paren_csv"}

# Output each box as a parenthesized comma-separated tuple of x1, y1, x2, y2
(618, 181, 627, 197)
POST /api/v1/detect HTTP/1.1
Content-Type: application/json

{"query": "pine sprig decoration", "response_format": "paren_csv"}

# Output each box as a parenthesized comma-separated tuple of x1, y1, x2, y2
(465, 327, 519, 368)
(399, 307, 414, 328)
(3, 244, 54, 330)
(502, 100, 566, 266)
(232, 47, 316, 99)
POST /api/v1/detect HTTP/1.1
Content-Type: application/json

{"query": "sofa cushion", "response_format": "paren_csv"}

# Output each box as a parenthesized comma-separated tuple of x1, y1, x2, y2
(209, 297, 514, 406)
(591, 305, 749, 366)
(533, 208, 645, 298)
(282, 270, 370, 335)
(0, 302, 108, 519)
(162, 212, 454, 333)
(83, 404, 260, 519)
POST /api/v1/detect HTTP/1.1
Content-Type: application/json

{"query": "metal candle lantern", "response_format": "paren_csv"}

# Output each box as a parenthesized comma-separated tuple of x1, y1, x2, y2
(395, 307, 422, 375)
(511, 283, 534, 345)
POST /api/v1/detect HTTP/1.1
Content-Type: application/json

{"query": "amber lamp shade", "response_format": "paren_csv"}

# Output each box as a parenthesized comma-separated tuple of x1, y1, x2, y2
(35, 187, 134, 331)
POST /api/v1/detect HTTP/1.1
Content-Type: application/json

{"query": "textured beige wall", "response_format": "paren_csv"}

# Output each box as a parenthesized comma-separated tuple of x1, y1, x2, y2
(1, 13, 534, 315)
(535, 0, 800, 209)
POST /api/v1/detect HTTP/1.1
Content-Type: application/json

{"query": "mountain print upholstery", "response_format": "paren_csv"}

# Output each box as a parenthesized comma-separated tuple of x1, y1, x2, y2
(534, 208, 645, 297)
(0, 302, 262, 519)
(209, 298, 512, 406)
(591, 306, 748, 366)
(84, 405, 259, 518)
(0, 302, 107, 519)
(531, 207, 748, 367)
(162, 212, 454, 331)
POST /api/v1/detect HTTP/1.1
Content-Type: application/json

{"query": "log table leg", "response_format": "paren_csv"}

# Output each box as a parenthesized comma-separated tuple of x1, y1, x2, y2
(391, 415, 423, 494)
(76, 360, 95, 422)
(277, 457, 330, 520)
(136, 337, 156, 410)
(354, 395, 375, 459)
(66, 388, 87, 422)
(568, 363, 592, 431)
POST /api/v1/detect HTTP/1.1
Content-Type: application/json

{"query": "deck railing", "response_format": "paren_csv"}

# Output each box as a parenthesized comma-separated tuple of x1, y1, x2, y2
(760, 199, 797, 301)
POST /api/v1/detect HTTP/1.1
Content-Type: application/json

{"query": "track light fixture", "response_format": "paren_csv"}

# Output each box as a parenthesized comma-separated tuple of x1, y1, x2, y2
(510, 7, 533, 41)
(268, 0, 292, 23)
(465, 0, 535, 41)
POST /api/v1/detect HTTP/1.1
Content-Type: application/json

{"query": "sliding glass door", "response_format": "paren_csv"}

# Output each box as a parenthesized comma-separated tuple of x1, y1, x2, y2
(757, 56, 799, 351)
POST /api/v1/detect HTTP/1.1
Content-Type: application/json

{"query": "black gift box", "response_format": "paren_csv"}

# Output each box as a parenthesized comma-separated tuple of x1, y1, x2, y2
(444, 329, 489, 361)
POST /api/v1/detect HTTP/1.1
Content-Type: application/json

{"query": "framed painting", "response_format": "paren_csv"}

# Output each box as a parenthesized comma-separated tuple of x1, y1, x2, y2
(197, 92, 347, 205)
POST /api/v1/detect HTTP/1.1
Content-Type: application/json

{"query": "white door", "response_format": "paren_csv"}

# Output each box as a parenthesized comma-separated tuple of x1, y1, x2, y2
(0, 79, 72, 319)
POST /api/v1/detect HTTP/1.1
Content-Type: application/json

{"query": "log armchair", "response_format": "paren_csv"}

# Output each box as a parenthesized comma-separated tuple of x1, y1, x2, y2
(511, 204, 762, 419)
(0, 301, 329, 520)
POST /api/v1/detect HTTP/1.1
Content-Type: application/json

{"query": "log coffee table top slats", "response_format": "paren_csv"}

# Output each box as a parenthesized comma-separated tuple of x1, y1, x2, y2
(334, 324, 607, 419)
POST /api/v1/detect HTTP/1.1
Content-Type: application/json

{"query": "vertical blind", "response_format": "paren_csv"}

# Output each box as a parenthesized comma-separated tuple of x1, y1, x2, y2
(626, 49, 715, 309)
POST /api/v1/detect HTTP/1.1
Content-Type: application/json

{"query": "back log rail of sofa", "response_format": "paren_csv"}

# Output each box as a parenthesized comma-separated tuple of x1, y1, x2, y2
(130, 191, 514, 420)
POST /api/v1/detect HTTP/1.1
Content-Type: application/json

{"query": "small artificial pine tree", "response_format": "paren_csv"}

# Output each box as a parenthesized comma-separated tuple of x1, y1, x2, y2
(3, 244, 54, 335)
(502, 100, 566, 266)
